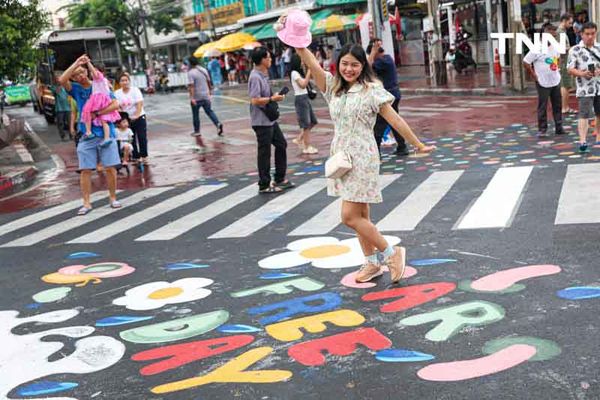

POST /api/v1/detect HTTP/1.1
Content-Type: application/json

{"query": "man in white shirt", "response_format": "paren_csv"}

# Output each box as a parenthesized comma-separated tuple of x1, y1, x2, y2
(523, 23, 564, 137)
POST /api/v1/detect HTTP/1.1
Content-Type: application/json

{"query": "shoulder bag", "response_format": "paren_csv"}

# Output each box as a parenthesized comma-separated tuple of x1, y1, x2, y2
(261, 88, 280, 121)
(307, 82, 318, 100)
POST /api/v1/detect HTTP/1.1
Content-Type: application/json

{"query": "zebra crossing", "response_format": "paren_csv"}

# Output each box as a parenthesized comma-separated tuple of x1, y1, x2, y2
(0, 162, 596, 248)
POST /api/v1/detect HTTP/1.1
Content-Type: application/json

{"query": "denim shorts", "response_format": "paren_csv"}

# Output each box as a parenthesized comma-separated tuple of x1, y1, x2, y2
(77, 136, 121, 170)
(578, 96, 600, 119)
(294, 94, 318, 129)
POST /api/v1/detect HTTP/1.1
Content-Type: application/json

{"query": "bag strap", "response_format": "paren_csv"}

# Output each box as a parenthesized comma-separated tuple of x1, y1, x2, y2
(583, 46, 600, 63)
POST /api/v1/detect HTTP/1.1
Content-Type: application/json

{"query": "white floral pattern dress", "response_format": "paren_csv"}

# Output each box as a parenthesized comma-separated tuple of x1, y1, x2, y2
(322, 72, 395, 203)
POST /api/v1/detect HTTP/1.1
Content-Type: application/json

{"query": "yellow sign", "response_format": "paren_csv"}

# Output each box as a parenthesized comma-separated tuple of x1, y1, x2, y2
(183, 2, 245, 33)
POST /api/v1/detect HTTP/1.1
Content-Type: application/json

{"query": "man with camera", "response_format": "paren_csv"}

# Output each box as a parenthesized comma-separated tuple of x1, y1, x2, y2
(568, 22, 600, 152)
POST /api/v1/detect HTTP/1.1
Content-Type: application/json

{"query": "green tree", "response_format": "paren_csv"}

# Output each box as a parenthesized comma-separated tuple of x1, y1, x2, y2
(0, 0, 49, 81)
(67, 0, 184, 69)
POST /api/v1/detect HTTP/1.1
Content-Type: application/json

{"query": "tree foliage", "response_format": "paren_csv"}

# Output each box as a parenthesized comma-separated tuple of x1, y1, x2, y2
(0, 0, 49, 81)
(67, 0, 184, 67)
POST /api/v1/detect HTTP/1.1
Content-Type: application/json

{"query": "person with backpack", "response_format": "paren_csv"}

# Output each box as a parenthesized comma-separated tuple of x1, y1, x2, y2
(187, 56, 223, 138)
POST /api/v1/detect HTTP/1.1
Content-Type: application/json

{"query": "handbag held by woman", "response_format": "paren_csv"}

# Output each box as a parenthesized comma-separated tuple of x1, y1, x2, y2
(325, 150, 352, 179)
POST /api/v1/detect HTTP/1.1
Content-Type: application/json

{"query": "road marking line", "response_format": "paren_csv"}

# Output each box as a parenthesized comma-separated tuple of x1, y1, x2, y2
(209, 178, 326, 239)
(136, 184, 256, 241)
(455, 166, 533, 230)
(68, 184, 228, 244)
(289, 174, 401, 236)
(1, 188, 170, 247)
(0, 191, 119, 238)
(377, 170, 463, 231)
(555, 163, 600, 224)
(398, 106, 472, 112)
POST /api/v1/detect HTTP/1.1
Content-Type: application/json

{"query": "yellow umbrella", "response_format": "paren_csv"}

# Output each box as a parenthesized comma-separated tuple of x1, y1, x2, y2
(194, 41, 219, 58)
(215, 32, 256, 52)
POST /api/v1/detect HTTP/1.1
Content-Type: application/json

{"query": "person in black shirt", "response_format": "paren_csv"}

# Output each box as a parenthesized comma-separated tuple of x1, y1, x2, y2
(367, 38, 409, 156)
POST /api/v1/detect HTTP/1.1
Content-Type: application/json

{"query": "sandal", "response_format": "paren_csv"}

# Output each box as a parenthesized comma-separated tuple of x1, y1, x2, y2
(259, 185, 283, 194)
(77, 206, 92, 216)
(110, 200, 122, 209)
(274, 180, 295, 190)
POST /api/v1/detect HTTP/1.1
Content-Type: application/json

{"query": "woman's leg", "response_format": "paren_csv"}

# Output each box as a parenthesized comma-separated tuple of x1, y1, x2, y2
(356, 204, 376, 257)
(341, 201, 387, 252)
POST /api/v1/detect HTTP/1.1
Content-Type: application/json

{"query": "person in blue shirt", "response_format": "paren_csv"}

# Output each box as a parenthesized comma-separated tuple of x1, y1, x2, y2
(59, 54, 122, 215)
(367, 38, 409, 156)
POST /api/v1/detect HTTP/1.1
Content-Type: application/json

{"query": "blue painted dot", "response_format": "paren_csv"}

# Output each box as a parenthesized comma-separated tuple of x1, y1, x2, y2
(410, 258, 457, 266)
(375, 349, 435, 363)
(26, 303, 41, 309)
(67, 252, 100, 259)
(95, 316, 154, 327)
(165, 263, 209, 270)
(557, 286, 600, 300)
(259, 272, 300, 280)
(217, 324, 262, 333)
(17, 381, 78, 396)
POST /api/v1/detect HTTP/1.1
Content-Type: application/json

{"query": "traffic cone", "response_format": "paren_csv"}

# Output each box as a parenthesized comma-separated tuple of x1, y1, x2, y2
(494, 48, 501, 74)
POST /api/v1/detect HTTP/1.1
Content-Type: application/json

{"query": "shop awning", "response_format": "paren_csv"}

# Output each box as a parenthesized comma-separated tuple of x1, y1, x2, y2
(243, 8, 334, 41)
(312, 13, 362, 35)
(315, 0, 365, 6)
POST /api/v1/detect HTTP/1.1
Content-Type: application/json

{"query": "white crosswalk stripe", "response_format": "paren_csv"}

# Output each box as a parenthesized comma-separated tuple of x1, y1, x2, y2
(455, 166, 533, 230)
(555, 163, 600, 225)
(1, 188, 170, 247)
(209, 178, 326, 239)
(289, 174, 401, 236)
(2, 163, 598, 247)
(0, 191, 117, 238)
(378, 170, 464, 231)
(136, 184, 256, 241)
(68, 184, 227, 244)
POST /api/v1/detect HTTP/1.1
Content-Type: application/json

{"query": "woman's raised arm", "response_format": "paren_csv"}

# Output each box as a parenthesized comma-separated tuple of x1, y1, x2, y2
(296, 48, 326, 92)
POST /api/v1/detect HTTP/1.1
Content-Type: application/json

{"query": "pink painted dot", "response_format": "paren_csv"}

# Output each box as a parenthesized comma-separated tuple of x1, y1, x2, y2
(341, 266, 417, 288)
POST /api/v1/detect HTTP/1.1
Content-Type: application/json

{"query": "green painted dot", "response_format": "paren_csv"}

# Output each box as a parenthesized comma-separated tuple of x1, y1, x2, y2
(32, 287, 72, 303)
(482, 336, 561, 361)
(81, 263, 121, 273)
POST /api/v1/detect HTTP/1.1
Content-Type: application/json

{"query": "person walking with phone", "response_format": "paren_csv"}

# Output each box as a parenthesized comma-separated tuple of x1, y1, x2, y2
(567, 22, 600, 152)
(248, 46, 294, 194)
(188, 56, 223, 138)
(290, 53, 318, 154)
(276, 10, 435, 284)
(523, 23, 565, 138)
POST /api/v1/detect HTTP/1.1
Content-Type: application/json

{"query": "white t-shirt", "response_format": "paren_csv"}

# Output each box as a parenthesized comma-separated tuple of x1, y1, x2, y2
(116, 127, 134, 142)
(523, 45, 562, 88)
(291, 70, 308, 96)
(115, 87, 145, 118)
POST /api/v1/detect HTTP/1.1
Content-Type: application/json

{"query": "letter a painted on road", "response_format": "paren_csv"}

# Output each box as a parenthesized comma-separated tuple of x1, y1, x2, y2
(288, 327, 392, 366)
(362, 282, 456, 313)
(132, 334, 255, 375)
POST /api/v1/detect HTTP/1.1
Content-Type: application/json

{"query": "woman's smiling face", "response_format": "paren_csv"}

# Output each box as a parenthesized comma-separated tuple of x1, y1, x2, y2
(338, 53, 363, 84)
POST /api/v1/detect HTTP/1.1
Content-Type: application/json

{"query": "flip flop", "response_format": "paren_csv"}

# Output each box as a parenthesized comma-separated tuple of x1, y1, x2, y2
(77, 206, 92, 216)
(110, 200, 122, 209)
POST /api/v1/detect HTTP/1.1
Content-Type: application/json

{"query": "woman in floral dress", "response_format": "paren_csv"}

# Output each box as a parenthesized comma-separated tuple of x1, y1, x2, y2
(294, 43, 435, 284)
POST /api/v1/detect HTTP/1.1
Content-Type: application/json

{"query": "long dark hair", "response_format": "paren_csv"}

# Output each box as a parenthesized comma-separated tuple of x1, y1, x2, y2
(332, 44, 378, 96)
(290, 53, 304, 78)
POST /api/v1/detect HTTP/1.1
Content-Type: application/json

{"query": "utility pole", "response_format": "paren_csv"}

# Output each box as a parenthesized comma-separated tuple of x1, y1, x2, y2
(204, 0, 216, 39)
(485, 0, 495, 86)
(137, 0, 152, 69)
(426, 0, 446, 86)
(507, 0, 525, 91)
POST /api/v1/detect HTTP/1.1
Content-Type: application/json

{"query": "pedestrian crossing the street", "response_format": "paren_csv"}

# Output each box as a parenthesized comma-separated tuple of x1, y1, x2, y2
(0, 163, 596, 248)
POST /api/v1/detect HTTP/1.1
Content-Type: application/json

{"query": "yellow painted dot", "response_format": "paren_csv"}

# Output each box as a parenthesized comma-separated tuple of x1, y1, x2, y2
(148, 287, 183, 300)
(300, 244, 350, 259)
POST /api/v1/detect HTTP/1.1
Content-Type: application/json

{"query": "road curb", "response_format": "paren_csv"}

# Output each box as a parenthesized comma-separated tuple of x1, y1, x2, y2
(0, 165, 39, 198)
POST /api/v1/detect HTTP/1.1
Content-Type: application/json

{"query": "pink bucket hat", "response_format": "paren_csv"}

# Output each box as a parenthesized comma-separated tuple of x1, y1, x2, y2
(275, 9, 312, 48)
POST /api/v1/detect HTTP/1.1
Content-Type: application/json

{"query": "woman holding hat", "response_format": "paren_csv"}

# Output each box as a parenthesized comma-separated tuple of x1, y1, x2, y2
(275, 10, 435, 284)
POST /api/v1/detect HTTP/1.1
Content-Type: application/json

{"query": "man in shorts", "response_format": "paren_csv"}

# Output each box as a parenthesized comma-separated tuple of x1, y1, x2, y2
(59, 54, 121, 215)
(558, 13, 575, 114)
(567, 22, 600, 152)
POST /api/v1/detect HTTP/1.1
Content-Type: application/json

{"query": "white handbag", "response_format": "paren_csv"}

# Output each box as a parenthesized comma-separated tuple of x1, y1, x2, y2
(325, 150, 352, 179)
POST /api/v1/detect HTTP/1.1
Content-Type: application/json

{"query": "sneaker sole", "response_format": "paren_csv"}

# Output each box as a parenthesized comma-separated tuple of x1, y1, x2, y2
(355, 269, 384, 283)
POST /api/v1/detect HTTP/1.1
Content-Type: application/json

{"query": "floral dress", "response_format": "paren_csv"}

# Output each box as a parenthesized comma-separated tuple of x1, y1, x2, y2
(322, 72, 395, 203)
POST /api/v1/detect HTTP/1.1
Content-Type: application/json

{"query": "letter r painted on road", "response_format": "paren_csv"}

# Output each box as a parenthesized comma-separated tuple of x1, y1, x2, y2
(266, 309, 365, 342)
(362, 282, 456, 313)
(288, 327, 392, 366)
(400, 301, 505, 342)
(247, 292, 342, 325)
